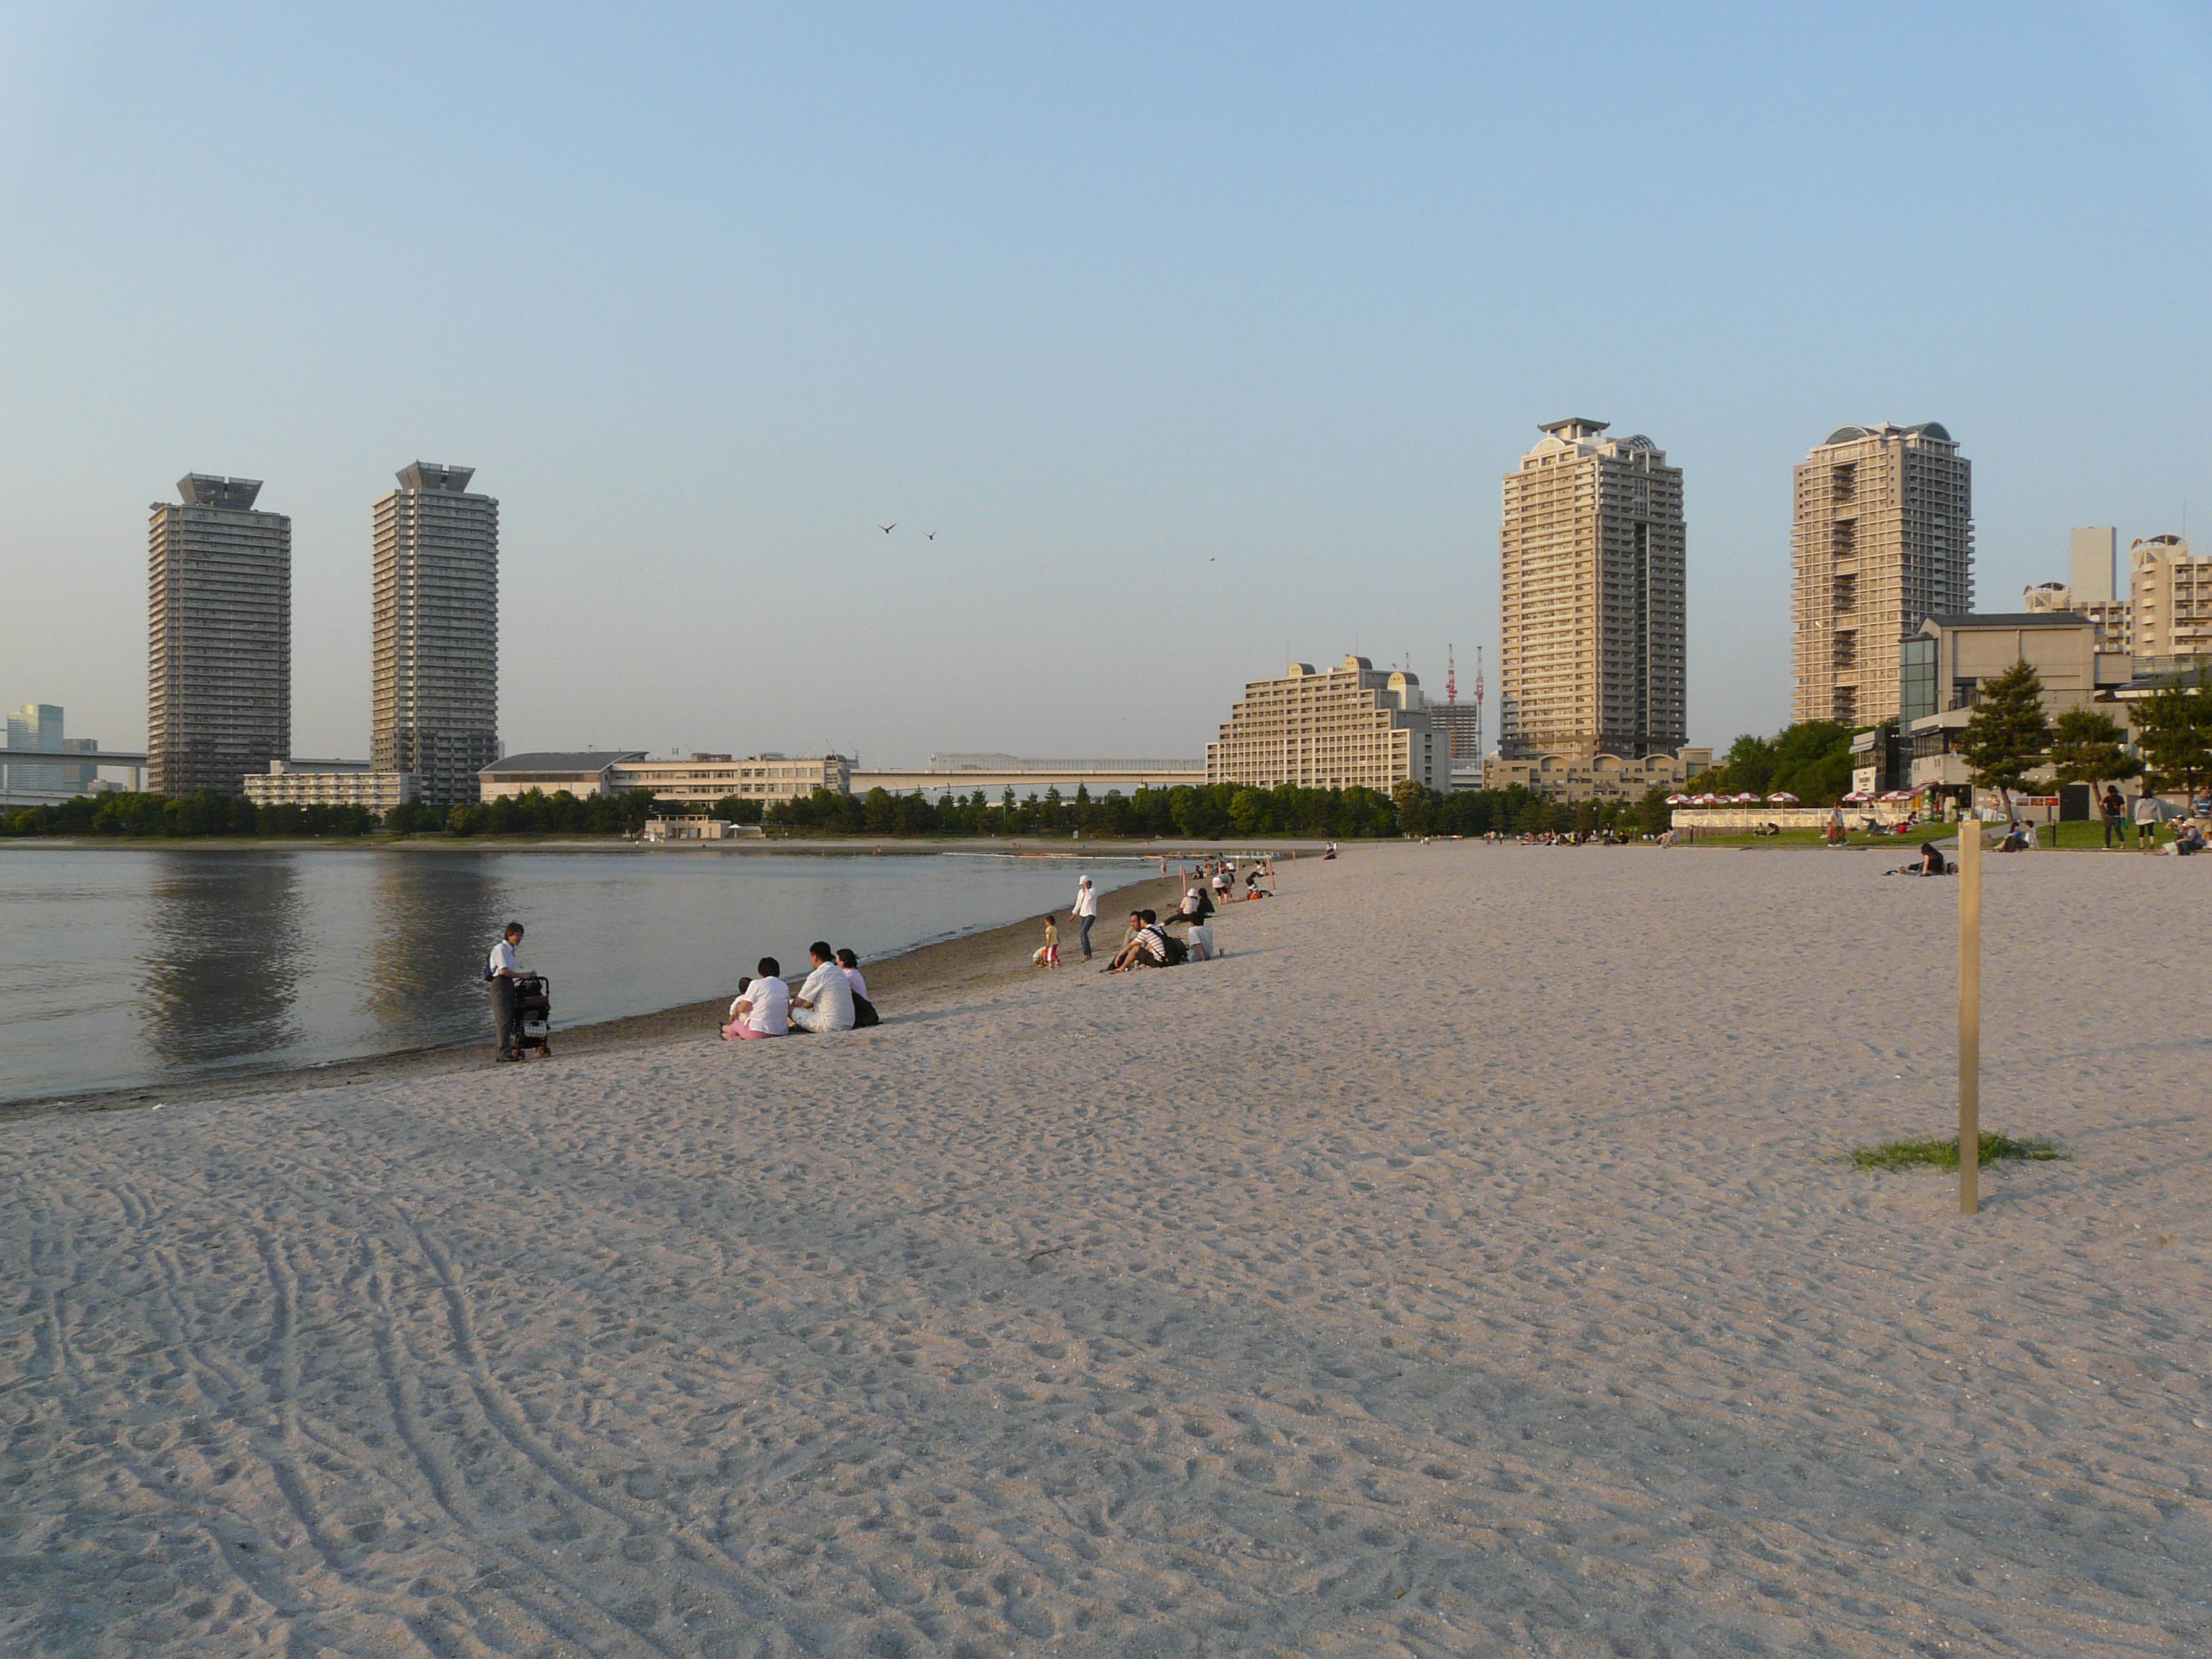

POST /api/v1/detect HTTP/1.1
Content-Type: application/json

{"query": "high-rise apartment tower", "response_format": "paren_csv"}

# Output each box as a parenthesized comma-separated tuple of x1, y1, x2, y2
(1790, 423, 1972, 729)
(371, 462, 499, 808)
(1498, 419, 1685, 758)
(148, 474, 291, 796)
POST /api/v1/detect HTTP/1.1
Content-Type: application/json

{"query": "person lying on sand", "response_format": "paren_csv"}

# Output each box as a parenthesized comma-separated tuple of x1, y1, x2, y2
(722, 958, 790, 1039)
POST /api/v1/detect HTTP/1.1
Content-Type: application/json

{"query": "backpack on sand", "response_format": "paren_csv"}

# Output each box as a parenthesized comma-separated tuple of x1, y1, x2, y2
(851, 994, 880, 1028)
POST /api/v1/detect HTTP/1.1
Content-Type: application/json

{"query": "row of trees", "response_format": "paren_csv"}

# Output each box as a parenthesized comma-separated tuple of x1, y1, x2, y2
(1959, 660, 2212, 803)
(1683, 720, 1857, 804)
(1, 790, 379, 840)
(750, 778, 1677, 842)
(0, 785, 661, 840)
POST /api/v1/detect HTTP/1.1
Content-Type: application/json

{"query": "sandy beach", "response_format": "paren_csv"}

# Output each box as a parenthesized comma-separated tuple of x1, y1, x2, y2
(3, 842, 2207, 1657)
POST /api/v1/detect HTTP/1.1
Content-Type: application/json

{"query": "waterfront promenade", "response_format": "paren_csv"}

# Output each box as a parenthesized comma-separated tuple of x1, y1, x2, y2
(1, 844, 2207, 1656)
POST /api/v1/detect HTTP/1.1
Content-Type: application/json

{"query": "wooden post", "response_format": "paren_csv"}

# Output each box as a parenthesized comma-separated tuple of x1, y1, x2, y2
(1958, 817, 1982, 1215)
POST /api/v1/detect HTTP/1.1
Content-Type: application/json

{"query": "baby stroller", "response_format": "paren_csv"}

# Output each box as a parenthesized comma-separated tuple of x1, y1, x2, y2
(511, 974, 553, 1057)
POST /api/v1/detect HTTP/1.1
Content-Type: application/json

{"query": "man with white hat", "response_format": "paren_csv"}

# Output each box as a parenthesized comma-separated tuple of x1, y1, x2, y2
(1071, 875, 1099, 960)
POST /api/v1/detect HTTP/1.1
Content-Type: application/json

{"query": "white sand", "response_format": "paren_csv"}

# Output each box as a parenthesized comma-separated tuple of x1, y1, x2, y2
(3, 842, 2208, 1658)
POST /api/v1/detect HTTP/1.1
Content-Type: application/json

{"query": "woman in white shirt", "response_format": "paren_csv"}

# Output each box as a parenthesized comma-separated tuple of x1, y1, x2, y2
(722, 956, 790, 1040)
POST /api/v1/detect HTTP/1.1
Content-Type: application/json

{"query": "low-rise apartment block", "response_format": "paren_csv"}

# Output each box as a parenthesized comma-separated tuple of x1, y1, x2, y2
(1481, 747, 1713, 804)
(1206, 657, 1445, 792)
(2128, 534, 2212, 661)
(243, 760, 417, 811)
(478, 752, 852, 804)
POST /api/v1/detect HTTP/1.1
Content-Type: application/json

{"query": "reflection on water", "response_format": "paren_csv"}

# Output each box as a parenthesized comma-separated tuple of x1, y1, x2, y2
(142, 853, 304, 1069)
(366, 853, 512, 1043)
(0, 846, 1119, 1102)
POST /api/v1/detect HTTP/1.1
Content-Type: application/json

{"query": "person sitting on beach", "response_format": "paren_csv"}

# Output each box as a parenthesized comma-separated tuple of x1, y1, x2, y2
(834, 948, 882, 1026)
(836, 947, 867, 1000)
(1174, 876, 1213, 928)
(1032, 914, 1061, 967)
(1105, 909, 1179, 972)
(1999, 820, 2030, 853)
(790, 941, 857, 1032)
(1185, 918, 1216, 961)
(2169, 819, 2205, 856)
(1883, 842, 1949, 877)
(723, 959, 790, 1039)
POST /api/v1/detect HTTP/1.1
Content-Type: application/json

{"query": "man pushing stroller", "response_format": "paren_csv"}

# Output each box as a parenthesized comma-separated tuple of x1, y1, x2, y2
(486, 920, 544, 1062)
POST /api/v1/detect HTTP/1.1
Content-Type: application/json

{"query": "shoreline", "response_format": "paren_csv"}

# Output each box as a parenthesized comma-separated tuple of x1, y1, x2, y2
(0, 869, 1191, 1127)
(0, 834, 1332, 856)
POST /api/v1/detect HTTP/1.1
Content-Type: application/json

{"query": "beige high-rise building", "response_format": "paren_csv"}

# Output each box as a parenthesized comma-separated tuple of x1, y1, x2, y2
(1206, 656, 1443, 792)
(371, 463, 499, 808)
(1790, 422, 1972, 729)
(1498, 419, 1685, 758)
(2129, 534, 2212, 661)
(148, 474, 291, 796)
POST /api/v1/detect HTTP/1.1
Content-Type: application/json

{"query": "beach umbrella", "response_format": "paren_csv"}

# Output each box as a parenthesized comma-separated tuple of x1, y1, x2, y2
(1883, 788, 1914, 801)
(1734, 792, 1761, 804)
(1665, 793, 1688, 804)
(1765, 792, 1799, 804)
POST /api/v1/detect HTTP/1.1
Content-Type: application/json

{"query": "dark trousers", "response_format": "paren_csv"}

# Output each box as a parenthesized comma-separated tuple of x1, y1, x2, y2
(2104, 815, 2125, 846)
(491, 978, 518, 1054)
(1077, 914, 1094, 958)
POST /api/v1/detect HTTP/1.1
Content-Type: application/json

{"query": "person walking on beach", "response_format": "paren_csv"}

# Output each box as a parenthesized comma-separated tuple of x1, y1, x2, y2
(1071, 876, 1099, 960)
(487, 922, 529, 1062)
(2102, 785, 2128, 849)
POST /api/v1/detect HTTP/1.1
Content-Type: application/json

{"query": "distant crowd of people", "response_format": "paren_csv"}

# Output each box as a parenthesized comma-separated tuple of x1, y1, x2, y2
(489, 852, 1304, 1059)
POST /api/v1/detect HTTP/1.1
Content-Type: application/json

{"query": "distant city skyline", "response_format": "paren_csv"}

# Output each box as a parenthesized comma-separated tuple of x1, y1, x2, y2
(3, 6, 2209, 762)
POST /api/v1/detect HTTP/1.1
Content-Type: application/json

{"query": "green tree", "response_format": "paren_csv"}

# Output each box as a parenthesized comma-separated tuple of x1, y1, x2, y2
(2047, 706, 2142, 792)
(1957, 659, 2050, 809)
(2129, 668, 2212, 798)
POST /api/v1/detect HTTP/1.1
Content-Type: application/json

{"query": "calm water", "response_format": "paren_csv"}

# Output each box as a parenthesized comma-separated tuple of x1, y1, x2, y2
(0, 847, 1132, 1103)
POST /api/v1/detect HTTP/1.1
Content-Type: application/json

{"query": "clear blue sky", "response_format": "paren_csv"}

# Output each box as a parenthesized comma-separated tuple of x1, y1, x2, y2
(4, 2, 2209, 764)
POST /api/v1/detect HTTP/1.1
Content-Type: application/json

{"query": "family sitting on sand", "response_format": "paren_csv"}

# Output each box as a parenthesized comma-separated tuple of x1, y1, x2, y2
(722, 943, 879, 1039)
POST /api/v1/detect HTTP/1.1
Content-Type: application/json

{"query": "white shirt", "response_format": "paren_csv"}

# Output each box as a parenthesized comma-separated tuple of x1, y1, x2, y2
(2133, 794, 2165, 825)
(488, 939, 520, 978)
(842, 965, 868, 1000)
(798, 960, 855, 1029)
(740, 975, 790, 1034)
(1072, 881, 1098, 918)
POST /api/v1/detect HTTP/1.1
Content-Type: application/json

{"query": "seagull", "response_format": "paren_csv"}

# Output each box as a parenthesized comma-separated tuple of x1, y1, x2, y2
(877, 523, 896, 534)
(926, 531, 937, 541)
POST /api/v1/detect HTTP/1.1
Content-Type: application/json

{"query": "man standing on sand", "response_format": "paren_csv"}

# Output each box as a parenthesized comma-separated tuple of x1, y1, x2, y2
(487, 921, 528, 1063)
(1071, 875, 1099, 960)
(2102, 785, 2127, 848)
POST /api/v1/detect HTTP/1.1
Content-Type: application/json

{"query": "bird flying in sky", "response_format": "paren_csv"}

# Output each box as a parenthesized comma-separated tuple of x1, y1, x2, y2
(877, 523, 896, 534)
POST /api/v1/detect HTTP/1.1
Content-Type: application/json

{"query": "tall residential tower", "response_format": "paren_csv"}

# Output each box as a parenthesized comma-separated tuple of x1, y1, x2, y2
(1790, 423, 1972, 729)
(148, 474, 291, 795)
(371, 462, 499, 808)
(1498, 419, 1685, 758)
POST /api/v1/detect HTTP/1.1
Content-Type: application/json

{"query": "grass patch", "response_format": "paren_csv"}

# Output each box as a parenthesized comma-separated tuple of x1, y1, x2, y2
(1845, 1132, 2070, 1172)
